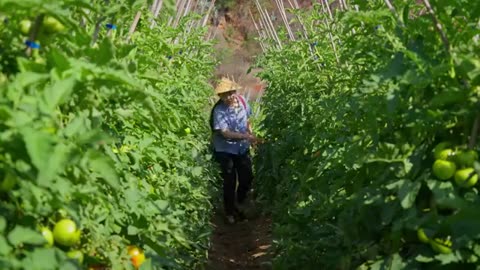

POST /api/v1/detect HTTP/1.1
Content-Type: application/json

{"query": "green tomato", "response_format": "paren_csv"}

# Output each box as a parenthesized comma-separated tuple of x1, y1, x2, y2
(455, 150, 478, 167)
(0, 73, 7, 85)
(430, 238, 452, 254)
(0, 173, 16, 192)
(432, 160, 456, 180)
(53, 219, 80, 247)
(433, 142, 452, 159)
(42, 16, 65, 33)
(436, 149, 455, 160)
(417, 228, 429, 244)
(454, 168, 478, 188)
(67, 250, 84, 264)
(0, 172, 17, 192)
(19, 19, 31, 35)
(41, 227, 54, 247)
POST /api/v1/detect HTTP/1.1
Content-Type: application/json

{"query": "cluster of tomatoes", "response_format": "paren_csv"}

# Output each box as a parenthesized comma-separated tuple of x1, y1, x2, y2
(432, 142, 478, 188)
(19, 16, 65, 36)
(40, 219, 145, 269)
(416, 142, 479, 254)
(40, 219, 83, 263)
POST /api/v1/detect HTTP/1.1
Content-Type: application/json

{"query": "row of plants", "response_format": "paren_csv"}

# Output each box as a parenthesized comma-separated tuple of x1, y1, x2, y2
(0, 0, 219, 269)
(254, 0, 480, 269)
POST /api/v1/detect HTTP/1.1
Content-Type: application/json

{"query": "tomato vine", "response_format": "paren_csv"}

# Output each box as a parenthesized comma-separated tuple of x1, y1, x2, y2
(0, 0, 218, 269)
(254, 0, 480, 269)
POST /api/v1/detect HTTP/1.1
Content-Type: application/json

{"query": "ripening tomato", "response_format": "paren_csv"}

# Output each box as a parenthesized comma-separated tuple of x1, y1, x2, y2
(128, 246, 146, 269)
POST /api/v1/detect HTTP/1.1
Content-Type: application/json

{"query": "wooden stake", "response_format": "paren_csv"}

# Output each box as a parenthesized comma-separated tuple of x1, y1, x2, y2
(127, 11, 142, 42)
(255, 0, 282, 48)
(202, 0, 216, 27)
(249, 8, 267, 52)
(322, 0, 333, 20)
(150, 0, 163, 28)
(25, 14, 44, 57)
(274, 0, 295, 41)
(320, 0, 339, 64)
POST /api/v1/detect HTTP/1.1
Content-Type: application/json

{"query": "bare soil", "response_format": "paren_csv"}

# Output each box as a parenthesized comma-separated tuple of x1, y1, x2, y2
(206, 210, 272, 270)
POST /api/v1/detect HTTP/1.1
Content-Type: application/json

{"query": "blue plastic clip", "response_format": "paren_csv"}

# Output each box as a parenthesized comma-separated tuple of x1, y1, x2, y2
(25, 40, 40, 49)
(310, 41, 318, 47)
(106, 23, 117, 30)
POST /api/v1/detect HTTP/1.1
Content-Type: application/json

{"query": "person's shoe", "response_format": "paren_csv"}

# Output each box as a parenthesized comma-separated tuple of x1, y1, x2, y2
(225, 215, 235, 225)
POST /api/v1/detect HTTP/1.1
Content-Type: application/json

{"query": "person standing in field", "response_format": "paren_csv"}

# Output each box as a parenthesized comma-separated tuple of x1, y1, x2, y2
(210, 77, 261, 224)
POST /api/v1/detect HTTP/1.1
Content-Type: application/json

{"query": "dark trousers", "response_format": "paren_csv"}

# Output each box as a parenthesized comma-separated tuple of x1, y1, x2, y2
(214, 151, 253, 216)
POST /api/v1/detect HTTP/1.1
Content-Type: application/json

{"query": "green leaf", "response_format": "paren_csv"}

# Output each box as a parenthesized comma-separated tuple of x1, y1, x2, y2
(191, 167, 202, 177)
(43, 76, 76, 111)
(398, 180, 421, 209)
(21, 248, 58, 270)
(38, 143, 71, 187)
(415, 254, 434, 263)
(95, 38, 115, 66)
(127, 225, 139, 235)
(0, 235, 12, 255)
(21, 127, 54, 173)
(7, 226, 45, 246)
(139, 258, 152, 270)
(11, 72, 49, 89)
(47, 49, 71, 74)
(0, 216, 6, 233)
(87, 151, 120, 190)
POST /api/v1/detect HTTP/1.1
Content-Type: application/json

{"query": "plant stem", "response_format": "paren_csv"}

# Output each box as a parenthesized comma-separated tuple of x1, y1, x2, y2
(421, 0, 450, 53)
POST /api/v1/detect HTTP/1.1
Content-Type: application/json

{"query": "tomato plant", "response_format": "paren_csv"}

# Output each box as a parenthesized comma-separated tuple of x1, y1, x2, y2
(253, 0, 480, 269)
(0, 0, 219, 269)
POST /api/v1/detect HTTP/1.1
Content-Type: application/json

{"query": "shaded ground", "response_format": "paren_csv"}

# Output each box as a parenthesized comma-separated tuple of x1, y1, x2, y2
(207, 207, 272, 270)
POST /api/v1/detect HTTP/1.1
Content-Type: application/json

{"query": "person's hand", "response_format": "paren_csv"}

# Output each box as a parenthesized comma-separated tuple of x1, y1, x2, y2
(244, 134, 265, 144)
(244, 133, 258, 143)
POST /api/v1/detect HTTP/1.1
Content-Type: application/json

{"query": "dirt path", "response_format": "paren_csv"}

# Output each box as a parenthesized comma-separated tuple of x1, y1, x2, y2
(206, 208, 272, 270)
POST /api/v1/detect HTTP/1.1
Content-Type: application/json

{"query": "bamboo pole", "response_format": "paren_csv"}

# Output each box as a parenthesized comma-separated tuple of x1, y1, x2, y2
(322, 0, 333, 20)
(202, 0, 216, 27)
(172, 0, 186, 27)
(254, 0, 276, 46)
(255, 0, 282, 48)
(150, 0, 163, 28)
(151, 0, 159, 13)
(274, 0, 295, 41)
(320, 0, 339, 64)
(249, 8, 267, 52)
(126, 11, 142, 42)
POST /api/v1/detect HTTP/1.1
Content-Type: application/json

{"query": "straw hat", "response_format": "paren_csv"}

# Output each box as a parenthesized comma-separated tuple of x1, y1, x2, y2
(215, 77, 242, 95)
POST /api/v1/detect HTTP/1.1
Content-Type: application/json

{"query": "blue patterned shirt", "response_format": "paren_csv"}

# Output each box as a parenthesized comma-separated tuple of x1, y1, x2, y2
(212, 97, 252, 155)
